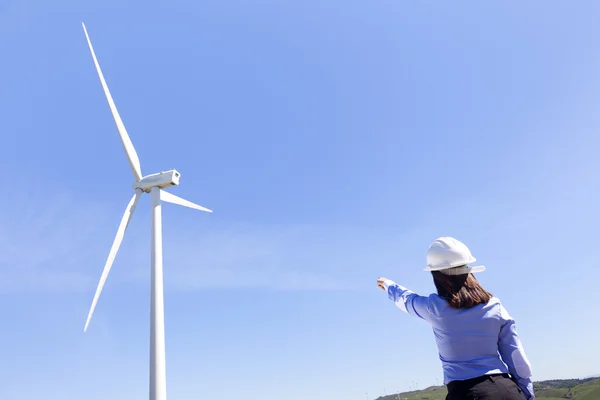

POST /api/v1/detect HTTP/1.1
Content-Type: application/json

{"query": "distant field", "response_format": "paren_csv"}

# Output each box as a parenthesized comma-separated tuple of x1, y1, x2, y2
(373, 377, 600, 400)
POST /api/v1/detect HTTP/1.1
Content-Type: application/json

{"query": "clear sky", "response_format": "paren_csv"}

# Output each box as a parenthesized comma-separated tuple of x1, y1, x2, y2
(1, 1, 599, 399)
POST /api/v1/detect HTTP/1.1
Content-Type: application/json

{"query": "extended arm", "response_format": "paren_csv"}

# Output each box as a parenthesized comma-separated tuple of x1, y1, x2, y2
(498, 305, 535, 400)
(380, 278, 431, 320)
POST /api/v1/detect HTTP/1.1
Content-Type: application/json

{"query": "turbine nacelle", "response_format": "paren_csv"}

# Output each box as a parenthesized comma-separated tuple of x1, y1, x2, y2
(134, 170, 181, 193)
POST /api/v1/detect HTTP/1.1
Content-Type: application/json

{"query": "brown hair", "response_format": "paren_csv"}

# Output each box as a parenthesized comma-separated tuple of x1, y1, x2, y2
(431, 269, 493, 309)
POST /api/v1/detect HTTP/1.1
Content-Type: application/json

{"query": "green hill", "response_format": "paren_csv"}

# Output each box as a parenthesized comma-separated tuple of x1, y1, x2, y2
(373, 377, 600, 400)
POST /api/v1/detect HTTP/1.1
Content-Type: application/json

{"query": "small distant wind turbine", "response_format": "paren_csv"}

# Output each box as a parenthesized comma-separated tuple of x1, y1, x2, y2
(80, 22, 212, 400)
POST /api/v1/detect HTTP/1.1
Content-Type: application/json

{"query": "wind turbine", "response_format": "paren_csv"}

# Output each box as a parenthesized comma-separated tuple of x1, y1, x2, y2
(80, 22, 212, 400)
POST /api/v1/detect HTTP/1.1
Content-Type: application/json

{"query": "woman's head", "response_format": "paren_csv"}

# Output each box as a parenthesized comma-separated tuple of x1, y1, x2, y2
(431, 269, 492, 309)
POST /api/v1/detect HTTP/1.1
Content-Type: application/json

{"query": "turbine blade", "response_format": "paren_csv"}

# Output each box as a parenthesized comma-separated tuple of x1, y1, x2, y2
(160, 190, 213, 213)
(84, 190, 143, 332)
(81, 22, 143, 182)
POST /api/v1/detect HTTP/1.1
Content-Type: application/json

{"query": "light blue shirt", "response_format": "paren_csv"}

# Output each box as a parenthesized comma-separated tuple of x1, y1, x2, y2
(383, 279, 534, 400)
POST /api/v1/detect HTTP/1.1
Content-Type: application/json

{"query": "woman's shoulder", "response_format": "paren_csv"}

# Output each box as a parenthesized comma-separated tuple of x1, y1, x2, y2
(488, 296, 513, 311)
(484, 296, 516, 321)
(488, 296, 503, 306)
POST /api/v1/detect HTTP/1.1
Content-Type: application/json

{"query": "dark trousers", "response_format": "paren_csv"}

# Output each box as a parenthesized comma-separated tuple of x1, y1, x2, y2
(446, 373, 525, 400)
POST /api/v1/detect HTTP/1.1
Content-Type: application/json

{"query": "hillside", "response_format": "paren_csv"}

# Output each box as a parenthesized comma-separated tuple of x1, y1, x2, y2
(373, 377, 600, 400)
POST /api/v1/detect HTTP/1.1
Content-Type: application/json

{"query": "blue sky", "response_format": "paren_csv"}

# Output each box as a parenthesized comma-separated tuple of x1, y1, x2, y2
(1, 0, 600, 399)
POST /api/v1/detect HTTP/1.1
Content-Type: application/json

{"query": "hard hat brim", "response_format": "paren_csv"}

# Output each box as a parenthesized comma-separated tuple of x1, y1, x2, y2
(424, 255, 478, 271)
(424, 265, 486, 275)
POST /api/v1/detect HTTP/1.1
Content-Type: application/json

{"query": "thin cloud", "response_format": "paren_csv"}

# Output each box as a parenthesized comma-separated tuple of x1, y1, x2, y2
(0, 182, 113, 294)
(125, 223, 364, 292)
(1, 185, 367, 294)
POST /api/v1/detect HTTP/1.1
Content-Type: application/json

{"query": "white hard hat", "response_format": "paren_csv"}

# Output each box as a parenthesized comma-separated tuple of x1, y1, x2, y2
(424, 237, 486, 275)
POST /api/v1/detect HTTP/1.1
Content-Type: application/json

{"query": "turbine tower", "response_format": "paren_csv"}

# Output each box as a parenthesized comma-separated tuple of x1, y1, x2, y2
(81, 23, 212, 400)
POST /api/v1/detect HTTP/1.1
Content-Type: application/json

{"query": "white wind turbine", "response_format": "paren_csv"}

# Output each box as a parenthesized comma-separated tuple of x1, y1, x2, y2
(81, 23, 212, 400)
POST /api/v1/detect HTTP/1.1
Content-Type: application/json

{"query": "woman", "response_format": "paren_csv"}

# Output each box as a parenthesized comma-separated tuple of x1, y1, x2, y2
(377, 237, 534, 400)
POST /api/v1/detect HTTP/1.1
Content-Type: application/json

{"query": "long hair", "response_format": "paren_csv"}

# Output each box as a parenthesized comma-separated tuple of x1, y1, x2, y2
(431, 269, 493, 309)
